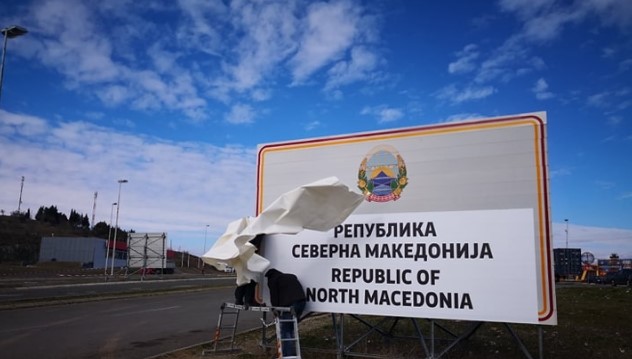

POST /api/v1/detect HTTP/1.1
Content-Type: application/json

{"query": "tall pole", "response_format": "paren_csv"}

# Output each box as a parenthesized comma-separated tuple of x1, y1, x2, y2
(200, 224, 209, 269)
(0, 29, 10, 104)
(104, 202, 117, 276)
(111, 179, 128, 276)
(203, 224, 209, 254)
(0, 25, 28, 105)
(17, 175, 24, 213)
(564, 219, 569, 278)
(91, 191, 98, 229)
(565, 219, 569, 249)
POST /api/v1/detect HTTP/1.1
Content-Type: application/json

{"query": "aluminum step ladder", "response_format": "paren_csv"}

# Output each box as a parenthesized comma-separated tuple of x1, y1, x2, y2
(203, 302, 302, 358)
(272, 306, 301, 359)
(203, 302, 244, 354)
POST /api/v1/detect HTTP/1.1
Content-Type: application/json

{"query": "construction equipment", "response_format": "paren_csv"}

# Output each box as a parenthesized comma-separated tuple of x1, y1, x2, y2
(204, 302, 301, 358)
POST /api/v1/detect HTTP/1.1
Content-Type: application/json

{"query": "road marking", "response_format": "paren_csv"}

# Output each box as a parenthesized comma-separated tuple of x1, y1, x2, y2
(113, 305, 181, 316)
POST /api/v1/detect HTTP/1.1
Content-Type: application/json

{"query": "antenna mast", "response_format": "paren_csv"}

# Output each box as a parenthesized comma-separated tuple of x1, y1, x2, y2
(17, 176, 24, 213)
(91, 191, 98, 229)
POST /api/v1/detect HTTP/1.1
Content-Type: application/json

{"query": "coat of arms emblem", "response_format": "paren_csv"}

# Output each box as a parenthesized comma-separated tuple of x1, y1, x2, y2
(357, 145, 408, 202)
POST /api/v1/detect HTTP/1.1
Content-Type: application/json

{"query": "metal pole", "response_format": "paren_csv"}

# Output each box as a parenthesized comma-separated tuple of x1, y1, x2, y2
(203, 225, 209, 254)
(565, 219, 568, 249)
(17, 175, 24, 213)
(105, 202, 116, 276)
(201, 224, 209, 270)
(0, 25, 28, 105)
(0, 30, 9, 104)
(565, 219, 569, 278)
(91, 191, 98, 229)
(111, 179, 128, 276)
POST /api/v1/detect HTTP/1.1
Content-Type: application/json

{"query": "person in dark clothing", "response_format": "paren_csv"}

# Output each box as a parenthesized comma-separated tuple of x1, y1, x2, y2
(234, 279, 257, 306)
(234, 235, 266, 307)
(265, 268, 306, 357)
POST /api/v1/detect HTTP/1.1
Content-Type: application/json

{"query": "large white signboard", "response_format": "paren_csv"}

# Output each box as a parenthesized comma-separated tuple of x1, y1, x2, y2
(257, 113, 556, 325)
(128, 232, 167, 268)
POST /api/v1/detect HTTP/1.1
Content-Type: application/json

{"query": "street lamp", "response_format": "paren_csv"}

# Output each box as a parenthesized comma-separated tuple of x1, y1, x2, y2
(111, 179, 128, 276)
(104, 202, 117, 276)
(564, 219, 569, 278)
(564, 219, 569, 249)
(203, 224, 209, 254)
(200, 224, 209, 271)
(0, 25, 28, 104)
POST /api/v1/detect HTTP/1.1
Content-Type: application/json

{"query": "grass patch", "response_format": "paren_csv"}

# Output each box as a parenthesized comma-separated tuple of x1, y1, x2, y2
(157, 284, 631, 358)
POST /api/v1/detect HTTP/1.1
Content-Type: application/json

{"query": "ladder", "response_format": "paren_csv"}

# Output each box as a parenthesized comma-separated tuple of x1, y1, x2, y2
(272, 306, 301, 359)
(203, 302, 301, 358)
(203, 302, 242, 354)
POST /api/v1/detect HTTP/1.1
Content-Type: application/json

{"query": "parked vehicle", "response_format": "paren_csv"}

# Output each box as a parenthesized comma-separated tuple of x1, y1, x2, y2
(603, 269, 632, 286)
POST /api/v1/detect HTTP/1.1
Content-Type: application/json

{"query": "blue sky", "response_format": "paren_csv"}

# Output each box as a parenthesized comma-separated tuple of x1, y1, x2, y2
(0, 0, 630, 259)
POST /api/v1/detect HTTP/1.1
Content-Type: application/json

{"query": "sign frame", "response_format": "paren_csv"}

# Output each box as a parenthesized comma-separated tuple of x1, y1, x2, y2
(256, 113, 556, 325)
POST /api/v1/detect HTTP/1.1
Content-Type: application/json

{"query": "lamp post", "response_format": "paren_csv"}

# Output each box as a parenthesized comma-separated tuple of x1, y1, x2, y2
(203, 225, 209, 255)
(564, 219, 569, 278)
(200, 224, 209, 271)
(104, 202, 117, 276)
(0, 25, 28, 105)
(110, 179, 128, 276)
(564, 219, 569, 248)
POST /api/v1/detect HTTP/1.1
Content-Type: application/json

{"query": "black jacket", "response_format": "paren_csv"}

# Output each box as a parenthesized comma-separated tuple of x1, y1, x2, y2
(265, 268, 306, 307)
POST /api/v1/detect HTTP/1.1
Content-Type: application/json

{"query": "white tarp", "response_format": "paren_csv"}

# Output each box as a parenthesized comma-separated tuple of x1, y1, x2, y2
(202, 176, 364, 285)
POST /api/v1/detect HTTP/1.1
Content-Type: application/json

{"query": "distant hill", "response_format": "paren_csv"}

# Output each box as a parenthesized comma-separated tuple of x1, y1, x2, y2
(0, 214, 127, 265)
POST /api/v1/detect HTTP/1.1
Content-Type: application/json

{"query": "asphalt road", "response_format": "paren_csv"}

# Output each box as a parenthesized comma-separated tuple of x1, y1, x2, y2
(0, 278, 268, 358)
(0, 276, 236, 305)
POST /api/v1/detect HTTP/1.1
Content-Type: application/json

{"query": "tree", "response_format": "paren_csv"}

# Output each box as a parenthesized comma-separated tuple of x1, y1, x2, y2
(68, 209, 90, 229)
(35, 205, 68, 226)
(92, 221, 111, 239)
(82, 214, 90, 229)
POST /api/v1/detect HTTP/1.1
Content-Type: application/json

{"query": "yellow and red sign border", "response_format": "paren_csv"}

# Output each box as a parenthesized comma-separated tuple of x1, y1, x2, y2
(256, 113, 555, 322)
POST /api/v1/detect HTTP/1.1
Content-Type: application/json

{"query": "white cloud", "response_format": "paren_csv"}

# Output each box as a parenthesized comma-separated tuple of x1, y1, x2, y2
(305, 120, 321, 131)
(176, 0, 227, 55)
(552, 222, 632, 259)
(619, 59, 632, 72)
(467, 0, 632, 92)
(217, 1, 299, 93)
(532, 78, 554, 100)
(549, 167, 572, 178)
(475, 36, 532, 84)
(290, 0, 363, 84)
(602, 47, 616, 58)
(12, 0, 381, 124)
(448, 44, 479, 74)
(499, 0, 632, 43)
(442, 113, 485, 123)
(325, 46, 378, 90)
(0, 110, 49, 136)
(587, 92, 609, 107)
(225, 103, 256, 124)
(14, 0, 208, 121)
(361, 105, 404, 123)
(608, 116, 623, 126)
(0, 110, 256, 253)
(435, 84, 496, 104)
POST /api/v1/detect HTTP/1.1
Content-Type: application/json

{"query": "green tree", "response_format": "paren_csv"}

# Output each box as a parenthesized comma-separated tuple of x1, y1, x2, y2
(35, 205, 69, 226)
(82, 214, 90, 229)
(92, 221, 111, 239)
